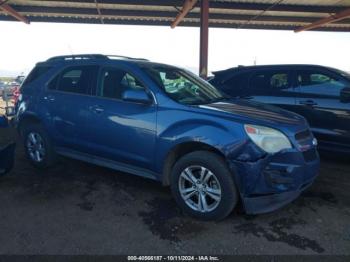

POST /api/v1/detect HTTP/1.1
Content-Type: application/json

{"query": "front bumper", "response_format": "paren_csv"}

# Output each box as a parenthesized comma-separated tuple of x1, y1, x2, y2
(229, 142, 320, 214)
(242, 177, 315, 214)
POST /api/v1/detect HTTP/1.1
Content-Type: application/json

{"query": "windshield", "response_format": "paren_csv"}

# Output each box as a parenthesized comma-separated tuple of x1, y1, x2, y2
(334, 68, 350, 80)
(142, 65, 225, 105)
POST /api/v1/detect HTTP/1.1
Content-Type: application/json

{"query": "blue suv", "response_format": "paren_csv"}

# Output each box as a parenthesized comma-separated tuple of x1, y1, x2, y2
(15, 54, 319, 220)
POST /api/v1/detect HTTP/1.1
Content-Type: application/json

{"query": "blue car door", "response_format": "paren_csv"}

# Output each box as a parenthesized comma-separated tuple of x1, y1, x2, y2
(83, 65, 157, 170)
(44, 65, 99, 151)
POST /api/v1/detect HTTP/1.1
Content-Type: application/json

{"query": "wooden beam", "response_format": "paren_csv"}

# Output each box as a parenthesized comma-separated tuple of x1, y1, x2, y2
(171, 0, 197, 28)
(295, 8, 350, 32)
(0, 3, 29, 24)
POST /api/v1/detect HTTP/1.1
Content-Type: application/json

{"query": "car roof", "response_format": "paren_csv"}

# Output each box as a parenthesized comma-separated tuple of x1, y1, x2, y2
(37, 54, 179, 70)
(212, 64, 338, 77)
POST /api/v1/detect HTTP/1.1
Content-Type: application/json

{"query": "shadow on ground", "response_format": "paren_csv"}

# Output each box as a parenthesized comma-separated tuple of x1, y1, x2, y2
(0, 138, 349, 255)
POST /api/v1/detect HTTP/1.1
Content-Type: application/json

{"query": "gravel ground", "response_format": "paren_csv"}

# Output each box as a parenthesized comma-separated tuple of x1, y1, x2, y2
(0, 128, 349, 255)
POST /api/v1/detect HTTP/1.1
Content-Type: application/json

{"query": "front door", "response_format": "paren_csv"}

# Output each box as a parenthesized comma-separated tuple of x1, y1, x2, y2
(84, 66, 157, 170)
(293, 69, 350, 151)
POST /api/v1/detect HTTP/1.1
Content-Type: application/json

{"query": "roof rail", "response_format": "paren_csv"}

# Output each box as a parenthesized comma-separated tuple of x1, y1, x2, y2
(46, 54, 149, 62)
(106, 55, 149, 61)
(47, 54, 108, 62)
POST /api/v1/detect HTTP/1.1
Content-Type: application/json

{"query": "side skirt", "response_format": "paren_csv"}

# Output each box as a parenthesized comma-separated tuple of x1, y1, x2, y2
(55, 147, 159, 181)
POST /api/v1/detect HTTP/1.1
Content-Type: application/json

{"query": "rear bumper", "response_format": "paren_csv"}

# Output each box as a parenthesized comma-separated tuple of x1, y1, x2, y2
(229, 141, 320, 214)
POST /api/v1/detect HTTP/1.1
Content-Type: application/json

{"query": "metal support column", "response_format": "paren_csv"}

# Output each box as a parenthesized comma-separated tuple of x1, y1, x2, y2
(199, 0, 209, 79)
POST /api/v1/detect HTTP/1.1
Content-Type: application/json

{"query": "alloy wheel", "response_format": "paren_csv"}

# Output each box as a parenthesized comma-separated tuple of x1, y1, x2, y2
(178, 165, 222, 213)
(26, 132, 45, 163)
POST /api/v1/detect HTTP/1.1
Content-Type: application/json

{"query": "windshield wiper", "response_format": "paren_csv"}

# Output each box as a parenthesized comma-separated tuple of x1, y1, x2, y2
(207, 97, 231, 104)
(186, 96, 230, 105)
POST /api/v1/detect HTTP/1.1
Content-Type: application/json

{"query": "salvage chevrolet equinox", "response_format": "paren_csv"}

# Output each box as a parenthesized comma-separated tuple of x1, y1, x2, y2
(14, 54, 320, 220)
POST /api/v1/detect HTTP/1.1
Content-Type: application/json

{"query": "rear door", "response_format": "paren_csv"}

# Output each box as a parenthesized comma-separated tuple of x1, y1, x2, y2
(293, 69, 350, 150)
(44, 65, 99, 151)
(246, 69, 298, 113)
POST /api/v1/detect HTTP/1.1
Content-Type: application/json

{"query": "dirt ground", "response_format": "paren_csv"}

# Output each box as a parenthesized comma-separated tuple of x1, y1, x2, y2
(0, 128, 349, 255)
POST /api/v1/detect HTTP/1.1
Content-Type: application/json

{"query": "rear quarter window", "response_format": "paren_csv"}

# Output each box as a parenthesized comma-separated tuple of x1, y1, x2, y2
(221, 73, 250, 96)
(47, 65, 98, 95)
(22, 65, 52, 87)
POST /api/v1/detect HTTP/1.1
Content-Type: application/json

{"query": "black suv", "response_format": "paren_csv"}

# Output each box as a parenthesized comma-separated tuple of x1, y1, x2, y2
(210, 64, 350, 153)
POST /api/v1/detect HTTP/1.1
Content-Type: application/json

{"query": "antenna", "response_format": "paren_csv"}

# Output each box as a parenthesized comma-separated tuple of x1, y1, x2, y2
(67, 44, 73, 55)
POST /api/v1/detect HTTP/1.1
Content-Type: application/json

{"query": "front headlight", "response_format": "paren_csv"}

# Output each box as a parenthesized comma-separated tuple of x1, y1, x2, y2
(244, 124, 292, 153)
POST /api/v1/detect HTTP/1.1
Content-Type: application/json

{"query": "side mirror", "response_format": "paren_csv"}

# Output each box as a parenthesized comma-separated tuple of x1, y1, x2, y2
(340, 87, 350, 103)
(121, 89, 152, 104)
(0, 115, 9, 128)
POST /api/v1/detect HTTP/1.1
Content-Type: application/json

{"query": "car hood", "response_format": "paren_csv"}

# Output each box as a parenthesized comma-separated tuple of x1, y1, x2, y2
(196, 99, 305, 126)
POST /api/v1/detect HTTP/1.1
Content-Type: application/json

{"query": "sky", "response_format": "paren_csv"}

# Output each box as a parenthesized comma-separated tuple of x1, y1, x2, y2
(1, 21, 350, 77)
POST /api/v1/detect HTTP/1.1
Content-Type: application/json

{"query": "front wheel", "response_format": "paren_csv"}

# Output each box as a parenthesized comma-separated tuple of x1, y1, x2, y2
(170, 151, 238, 221)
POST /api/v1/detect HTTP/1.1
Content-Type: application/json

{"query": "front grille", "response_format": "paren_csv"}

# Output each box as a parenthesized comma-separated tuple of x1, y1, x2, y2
(303, 148, 318, 162)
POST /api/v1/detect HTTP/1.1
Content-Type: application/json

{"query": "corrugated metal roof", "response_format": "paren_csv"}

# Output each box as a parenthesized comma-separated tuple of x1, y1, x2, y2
(1, 0, 350, 31)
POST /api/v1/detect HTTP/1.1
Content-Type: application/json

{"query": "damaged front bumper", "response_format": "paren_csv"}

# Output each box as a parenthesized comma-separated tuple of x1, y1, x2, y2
(229, 141, 320, 214)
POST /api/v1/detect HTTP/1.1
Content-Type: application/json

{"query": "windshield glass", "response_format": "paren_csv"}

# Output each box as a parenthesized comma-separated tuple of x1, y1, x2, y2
(334, 68, 350, 80)
(142, 65, 225, 105)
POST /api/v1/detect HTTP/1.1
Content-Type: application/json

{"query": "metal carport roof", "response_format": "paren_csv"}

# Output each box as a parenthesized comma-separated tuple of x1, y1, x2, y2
(1, 0, 350, 31)
(1, 0, 350, 77)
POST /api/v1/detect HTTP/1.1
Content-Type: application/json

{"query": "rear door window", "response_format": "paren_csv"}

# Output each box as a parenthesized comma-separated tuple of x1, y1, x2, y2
(48, 65, 98, 95)
(249, 70, 294, 93)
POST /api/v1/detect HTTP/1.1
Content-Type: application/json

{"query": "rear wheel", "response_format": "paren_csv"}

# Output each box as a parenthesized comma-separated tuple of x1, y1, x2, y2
(170, 151, 238, 221)
(21, 123, 57, 169)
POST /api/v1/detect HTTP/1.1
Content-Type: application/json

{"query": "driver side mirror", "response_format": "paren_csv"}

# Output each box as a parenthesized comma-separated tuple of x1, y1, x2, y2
(121, 89, 152, 105)
(340, 87, 350, 103)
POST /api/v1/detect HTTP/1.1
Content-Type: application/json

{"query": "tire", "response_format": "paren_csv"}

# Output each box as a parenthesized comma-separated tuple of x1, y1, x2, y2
(21, 123, 57, 169)
(170, 151, 238, 221)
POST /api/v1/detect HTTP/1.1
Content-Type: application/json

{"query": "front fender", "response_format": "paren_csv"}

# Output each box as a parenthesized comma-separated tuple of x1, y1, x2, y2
(154, 119, 244, 174)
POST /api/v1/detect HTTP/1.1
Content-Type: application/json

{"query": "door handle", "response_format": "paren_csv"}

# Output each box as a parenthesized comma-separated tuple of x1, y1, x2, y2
(89, 105, 104, 114)
(299, 100, 317, 106)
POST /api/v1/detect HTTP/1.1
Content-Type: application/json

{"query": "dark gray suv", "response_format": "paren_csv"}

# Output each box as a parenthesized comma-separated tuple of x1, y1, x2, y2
(210, 64, 350, 153)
